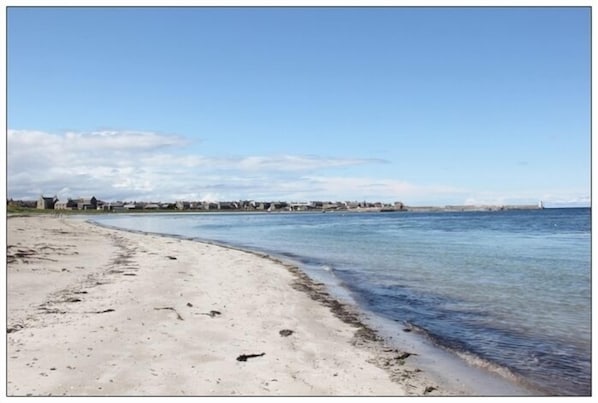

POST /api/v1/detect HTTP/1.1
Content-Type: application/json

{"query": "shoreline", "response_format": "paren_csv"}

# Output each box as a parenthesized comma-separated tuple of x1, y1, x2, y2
(8, 203, 561, 219)
(7, 214, 448, 396)
(86, 217, 546, 396)
(90, 216, 546, 396)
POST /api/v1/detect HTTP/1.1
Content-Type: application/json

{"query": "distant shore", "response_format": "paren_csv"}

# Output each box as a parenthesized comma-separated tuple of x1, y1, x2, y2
(7, 215, 454, 396)
(7, 203, 547, 217)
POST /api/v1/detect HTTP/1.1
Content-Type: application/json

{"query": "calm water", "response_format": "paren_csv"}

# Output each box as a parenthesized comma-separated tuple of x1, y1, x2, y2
(92, 208, 591, 395)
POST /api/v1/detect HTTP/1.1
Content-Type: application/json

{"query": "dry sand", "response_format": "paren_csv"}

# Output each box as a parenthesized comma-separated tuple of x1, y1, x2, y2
(6, 214, 449, 396)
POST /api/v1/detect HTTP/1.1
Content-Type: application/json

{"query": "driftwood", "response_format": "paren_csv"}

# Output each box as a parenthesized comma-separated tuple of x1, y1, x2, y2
(396, 352, 414, 360)
(236, 353, 265, 362)
(200, 310, 221, 318)
(94, 309, 115, 314)
(7, 324, 24, 333)
(154, 307, 184, 320)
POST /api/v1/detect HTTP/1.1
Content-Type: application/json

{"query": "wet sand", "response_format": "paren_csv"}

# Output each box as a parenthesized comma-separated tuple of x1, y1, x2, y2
(6, 214, 450, 396)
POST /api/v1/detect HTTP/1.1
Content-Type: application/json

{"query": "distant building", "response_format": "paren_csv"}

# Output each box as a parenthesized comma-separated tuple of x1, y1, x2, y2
(54, 199, 78, 210)
(77, 197, 97, 210)
(290, 202, 312, 211)
(176, 201, 190, 210)
(203, 201, 219, 210)
(218, 201, 239, 210)
(106, 202, 125, 211)
(37, 195, 58, 209)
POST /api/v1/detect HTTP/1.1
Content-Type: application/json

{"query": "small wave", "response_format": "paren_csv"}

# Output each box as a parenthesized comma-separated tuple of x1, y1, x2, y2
(453, 350, 520, 383)
(279, 251, 301, 259)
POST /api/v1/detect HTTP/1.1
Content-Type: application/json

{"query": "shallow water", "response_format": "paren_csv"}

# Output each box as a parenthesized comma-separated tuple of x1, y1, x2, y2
(92, 208, 591, 395)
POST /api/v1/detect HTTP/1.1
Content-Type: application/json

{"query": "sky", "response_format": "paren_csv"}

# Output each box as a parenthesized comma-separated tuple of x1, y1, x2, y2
(6, 6, 591, 206)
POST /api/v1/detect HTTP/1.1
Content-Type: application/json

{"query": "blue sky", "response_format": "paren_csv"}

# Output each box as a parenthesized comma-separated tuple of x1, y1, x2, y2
(7, 6, 591, 206)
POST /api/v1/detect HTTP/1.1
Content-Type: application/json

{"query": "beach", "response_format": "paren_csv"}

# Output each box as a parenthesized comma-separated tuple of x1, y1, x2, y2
(6, 214, 448, 396)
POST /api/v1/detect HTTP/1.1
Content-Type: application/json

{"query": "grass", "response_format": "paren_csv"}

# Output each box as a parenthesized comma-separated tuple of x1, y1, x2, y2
(6, 206, 108, 215)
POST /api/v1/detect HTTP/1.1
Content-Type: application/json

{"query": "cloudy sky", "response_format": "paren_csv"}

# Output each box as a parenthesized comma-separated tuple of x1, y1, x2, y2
(7, 7, 590, 206)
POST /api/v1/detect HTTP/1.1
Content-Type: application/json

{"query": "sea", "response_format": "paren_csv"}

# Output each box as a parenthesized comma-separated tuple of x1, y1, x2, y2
(91, 208, 591, 396)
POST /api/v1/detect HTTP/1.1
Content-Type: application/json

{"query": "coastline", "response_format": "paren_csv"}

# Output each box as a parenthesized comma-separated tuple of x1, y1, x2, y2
(7, 214, 450, 396)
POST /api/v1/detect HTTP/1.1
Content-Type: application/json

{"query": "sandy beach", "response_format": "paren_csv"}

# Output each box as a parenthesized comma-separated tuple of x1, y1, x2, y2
(6, 214, 452, 396)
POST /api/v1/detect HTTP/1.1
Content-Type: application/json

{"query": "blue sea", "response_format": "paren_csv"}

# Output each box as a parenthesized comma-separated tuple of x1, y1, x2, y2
(91, 208, 591, 396)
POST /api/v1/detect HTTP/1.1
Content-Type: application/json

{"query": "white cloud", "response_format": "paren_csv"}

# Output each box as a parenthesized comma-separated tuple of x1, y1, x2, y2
(302, 176, 466, 203)
(138, 153, 382, 172)
(8, 130, 185, 200)
(10, 129, 584, 206)
(463, 190, 591, 207)
(7, 129, 388, 202)
(63, 130, 188, 150)
(235, 155, 384, 172)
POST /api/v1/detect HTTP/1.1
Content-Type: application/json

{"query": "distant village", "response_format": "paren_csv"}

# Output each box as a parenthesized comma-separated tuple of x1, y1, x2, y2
(7, 194, 543, 213)
(9, 195, 407, 212)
